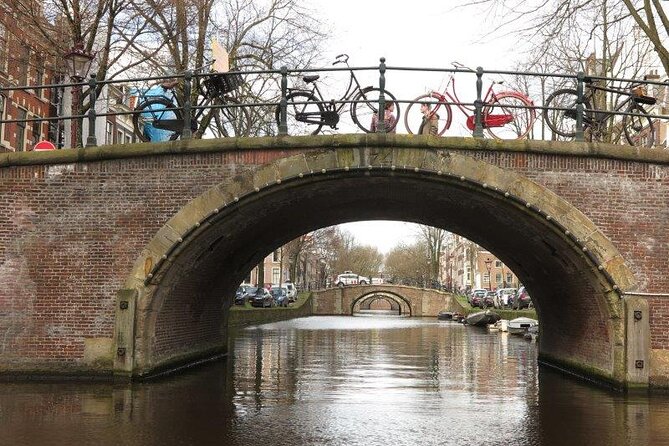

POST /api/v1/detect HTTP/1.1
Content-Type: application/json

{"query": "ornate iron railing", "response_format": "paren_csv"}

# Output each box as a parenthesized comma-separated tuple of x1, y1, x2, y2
(0, 58, 667, 151)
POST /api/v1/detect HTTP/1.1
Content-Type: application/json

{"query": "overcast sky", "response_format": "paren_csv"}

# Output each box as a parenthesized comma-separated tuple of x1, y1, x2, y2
(304, 1, 521, 253)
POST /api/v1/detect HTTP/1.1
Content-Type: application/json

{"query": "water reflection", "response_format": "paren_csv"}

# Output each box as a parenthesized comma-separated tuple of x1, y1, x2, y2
(1, 316, 668, 445)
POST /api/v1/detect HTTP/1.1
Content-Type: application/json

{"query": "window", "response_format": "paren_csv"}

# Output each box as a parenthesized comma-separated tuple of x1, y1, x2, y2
(117, 130, 124, 144)
(18, 47, 29, 85)
(272, 267, 280, 285)
(495, 260, 502, 267)
(16, 109, 27, 151)
(31, 117, 41, 146)
(483, 273, 490, 285)
(125, 133, 132, 144)
(0, 23, 6, 72)
(0, 95, 4, 142)
(495, 272, 502, 283)
(105, 121, 113, 144)
(506, 273, 513, 284)
(35, 53, 44, 87)
(273, 250, 280, 262)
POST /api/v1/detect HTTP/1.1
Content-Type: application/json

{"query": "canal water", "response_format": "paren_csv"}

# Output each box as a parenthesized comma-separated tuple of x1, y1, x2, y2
(2, 315, 669, 446)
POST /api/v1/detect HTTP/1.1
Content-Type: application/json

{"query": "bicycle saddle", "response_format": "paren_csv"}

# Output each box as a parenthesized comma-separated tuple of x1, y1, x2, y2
(161, 79, 180, 89)
(303, 75, 320, 83)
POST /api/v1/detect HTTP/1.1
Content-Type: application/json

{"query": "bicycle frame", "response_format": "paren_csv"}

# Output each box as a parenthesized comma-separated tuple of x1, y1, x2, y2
(428, 75, 504, 130)
(140, 76, 226, 134)
(582, 82, 637, 126)
(287, 63, 371, 127)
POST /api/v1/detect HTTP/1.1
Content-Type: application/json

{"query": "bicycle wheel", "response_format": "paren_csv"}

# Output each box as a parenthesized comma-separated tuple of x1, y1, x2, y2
(132, 97, 184, 142)
(484, 93, 536, 139)
(543, 88, 592, 139)
(213, 97, 252, 137)
(622, 103, 654, 148)
(350, 87, 400, 133)
(275, 91, 324, 136)
(403, 93, 452, 135)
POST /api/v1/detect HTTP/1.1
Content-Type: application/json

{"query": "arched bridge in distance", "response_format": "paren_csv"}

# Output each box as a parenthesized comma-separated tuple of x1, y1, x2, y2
(311, 284, 464, 317)
(1, 134, 668, 390)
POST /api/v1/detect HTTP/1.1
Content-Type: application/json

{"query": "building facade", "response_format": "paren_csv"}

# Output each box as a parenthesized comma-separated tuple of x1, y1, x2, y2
(0, 8, 58, 152)
(441, 234, 519, 293)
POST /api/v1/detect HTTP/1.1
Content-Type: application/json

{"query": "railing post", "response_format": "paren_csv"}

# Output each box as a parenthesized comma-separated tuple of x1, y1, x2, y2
(377, 57, 386, 133)
(473, 66, 484, 138)
(279, 66, 288, 136)
(575, 71, 585, 142)
(86, 74, 98, 147)
(182, 70, 192, 139)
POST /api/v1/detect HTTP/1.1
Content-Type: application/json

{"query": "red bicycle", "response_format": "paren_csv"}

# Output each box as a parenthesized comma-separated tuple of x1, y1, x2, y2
(404, 62, 536, 139)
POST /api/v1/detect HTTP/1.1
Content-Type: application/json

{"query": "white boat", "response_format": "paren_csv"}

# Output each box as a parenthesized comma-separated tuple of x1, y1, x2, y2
(508, 317, 538, 335)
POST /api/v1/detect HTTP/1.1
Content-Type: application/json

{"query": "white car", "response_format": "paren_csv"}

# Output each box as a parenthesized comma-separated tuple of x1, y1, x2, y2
(335, 271, 368, 287)
(495, 288, 517, 308)
(282, 282, 297, 301)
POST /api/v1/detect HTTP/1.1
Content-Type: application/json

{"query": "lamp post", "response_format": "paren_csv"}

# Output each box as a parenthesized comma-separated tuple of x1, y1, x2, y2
(501, 262, 507, 288)
(64, 44, 93, 148)
(484, 258, 493, 291)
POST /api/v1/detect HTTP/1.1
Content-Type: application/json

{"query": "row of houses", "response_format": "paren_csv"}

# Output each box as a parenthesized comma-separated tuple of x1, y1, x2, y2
(440, 234, 520, 292)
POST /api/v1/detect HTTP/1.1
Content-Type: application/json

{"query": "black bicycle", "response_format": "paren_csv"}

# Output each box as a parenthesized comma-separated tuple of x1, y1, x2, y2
(543, 77, 657, 147)
(275, 54, 400, 135)
(132, 65, 251, 142)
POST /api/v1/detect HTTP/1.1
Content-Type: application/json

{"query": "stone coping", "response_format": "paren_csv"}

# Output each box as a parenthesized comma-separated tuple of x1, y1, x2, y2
(2, 134, 669, 168)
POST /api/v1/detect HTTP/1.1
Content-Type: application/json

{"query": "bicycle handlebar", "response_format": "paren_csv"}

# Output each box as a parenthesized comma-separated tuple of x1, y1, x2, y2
(451, 61, 475, 72)
(333, 54, 349, 65)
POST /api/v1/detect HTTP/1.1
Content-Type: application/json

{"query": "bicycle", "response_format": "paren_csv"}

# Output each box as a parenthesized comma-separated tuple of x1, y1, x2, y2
(275, 54, 400, 135)
(132, 64, 251, 142)
(543, 77, 657, 147)
(403, 62, 536, 139)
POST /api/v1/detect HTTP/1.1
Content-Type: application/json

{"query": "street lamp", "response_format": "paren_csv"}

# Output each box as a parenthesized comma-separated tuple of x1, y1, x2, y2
(501, 261, 507, 288)
(484, 258, 493, 290)
(64, 44, 93, 148)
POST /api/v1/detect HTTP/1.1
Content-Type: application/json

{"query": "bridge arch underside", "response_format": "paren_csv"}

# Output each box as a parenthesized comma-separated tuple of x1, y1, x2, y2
(127, 150, 631, 385)
(352, 292, 411, 316)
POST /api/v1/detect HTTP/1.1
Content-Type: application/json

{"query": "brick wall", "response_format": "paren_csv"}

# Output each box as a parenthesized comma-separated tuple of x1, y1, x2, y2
(0, 142, 667, 377)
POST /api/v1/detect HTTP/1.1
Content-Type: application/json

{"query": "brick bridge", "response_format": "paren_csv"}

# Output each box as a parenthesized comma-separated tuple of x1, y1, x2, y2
(1, 135, 668, 389)
(311, 285, 463, 317)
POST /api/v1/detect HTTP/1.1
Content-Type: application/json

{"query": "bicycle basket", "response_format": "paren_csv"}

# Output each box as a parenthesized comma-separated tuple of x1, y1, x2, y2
(202, 72, 243, 98)
(221, 72, 243, 93)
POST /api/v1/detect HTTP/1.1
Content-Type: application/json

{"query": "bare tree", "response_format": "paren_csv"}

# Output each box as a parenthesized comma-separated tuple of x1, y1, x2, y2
(129, 0, 327, 136)
(416, 225, 450, 285)
(459, 0, 667, 76)
(384, 241, 431, 286)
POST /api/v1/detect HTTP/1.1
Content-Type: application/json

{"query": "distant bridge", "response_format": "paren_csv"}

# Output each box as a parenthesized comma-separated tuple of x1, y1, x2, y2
(311, 285, 463, 317)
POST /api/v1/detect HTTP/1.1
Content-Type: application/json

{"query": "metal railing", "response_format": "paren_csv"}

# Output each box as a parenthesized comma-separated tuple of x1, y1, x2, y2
(0, 58, 667, 150)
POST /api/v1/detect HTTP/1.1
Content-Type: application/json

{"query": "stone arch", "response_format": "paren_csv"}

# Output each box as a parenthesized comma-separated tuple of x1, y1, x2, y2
(351, 291, 412, 316)
(117, 146, 637, 385)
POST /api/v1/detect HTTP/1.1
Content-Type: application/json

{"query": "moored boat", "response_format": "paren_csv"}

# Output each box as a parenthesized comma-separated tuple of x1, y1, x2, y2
(465, 310, 501, 327)
(437, 311, 454, 321)
(508, 317, 538, 335)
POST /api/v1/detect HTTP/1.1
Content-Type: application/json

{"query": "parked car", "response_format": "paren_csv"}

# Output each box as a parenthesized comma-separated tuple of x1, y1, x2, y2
(495, 288, 517, 308)
(470, 289, 487, 308)
(483, 291, 496, 308)
(250, 288, 275, 308)
(469, 288, 487, 306)
(282, 281, 297, 301)
(512, 286, 533, 309)
(235, 284, 255, 305)
(335, 271, 368, 287)
(270, 286, 289, 307)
